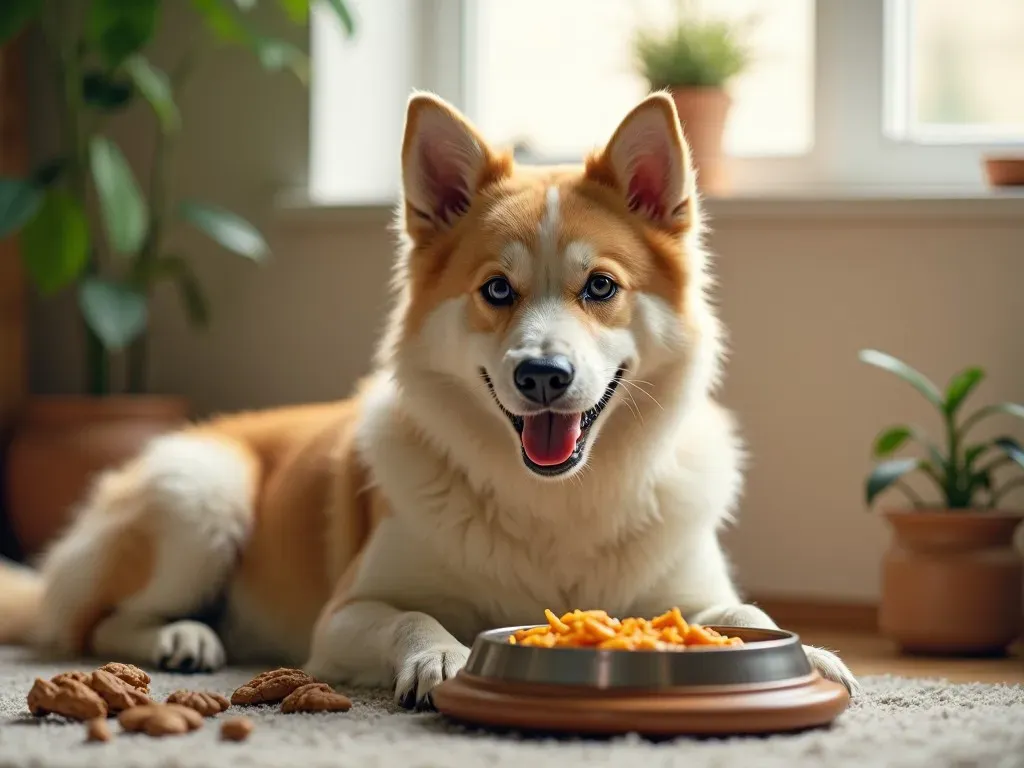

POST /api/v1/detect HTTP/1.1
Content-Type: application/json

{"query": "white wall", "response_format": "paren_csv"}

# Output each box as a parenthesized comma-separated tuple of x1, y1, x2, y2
(25, 8, 1024, 601)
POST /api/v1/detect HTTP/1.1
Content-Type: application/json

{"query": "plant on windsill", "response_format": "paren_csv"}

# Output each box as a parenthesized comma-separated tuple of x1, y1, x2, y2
(0, 0, 355, 395)
(631, 0, 752, 89)
(860, 349, 1024, 511)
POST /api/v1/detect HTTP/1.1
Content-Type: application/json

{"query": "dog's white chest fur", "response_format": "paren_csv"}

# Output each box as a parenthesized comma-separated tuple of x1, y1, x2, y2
(350, 375, 745, 644)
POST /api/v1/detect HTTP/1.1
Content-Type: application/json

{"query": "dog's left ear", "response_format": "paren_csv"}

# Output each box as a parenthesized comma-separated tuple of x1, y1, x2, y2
(586, 93, 694, 228)
(400, 92, 507, 237)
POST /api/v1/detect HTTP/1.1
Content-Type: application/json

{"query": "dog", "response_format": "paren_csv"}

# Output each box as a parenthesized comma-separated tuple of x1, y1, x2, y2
(0, 92, 858, 706)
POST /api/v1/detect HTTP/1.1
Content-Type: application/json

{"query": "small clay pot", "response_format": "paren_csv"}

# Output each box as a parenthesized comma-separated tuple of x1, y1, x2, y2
(5, 395, 190, 558)
(667, 87, 732, 195)
(879, 509, 1023, 655)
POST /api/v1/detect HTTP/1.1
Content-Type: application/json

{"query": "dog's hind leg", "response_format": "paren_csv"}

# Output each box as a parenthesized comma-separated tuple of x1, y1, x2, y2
(37, 432, 256, 672)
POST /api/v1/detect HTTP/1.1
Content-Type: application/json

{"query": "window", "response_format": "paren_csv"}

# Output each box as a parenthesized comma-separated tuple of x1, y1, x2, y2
(886, 0, 1024, 143)
(466, 0, 813, 160)
(307, 0, 1024, 204)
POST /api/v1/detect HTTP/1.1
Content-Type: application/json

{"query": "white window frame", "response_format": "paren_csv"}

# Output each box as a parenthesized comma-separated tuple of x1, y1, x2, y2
(308, 0, 1024, 204)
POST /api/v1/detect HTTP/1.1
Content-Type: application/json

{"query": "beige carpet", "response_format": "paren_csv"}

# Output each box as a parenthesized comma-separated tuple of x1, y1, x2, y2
(0, 646, 1022, 768)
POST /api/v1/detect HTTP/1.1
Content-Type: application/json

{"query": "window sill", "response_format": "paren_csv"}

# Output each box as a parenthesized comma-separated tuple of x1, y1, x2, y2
(271, 187, 1024, 231)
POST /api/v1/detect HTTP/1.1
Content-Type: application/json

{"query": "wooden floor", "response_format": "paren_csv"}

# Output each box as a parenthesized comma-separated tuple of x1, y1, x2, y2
(797, 627, 1024, 685)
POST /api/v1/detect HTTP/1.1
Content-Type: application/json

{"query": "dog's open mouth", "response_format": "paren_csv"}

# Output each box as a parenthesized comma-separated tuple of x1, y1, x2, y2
(481, 367, 624, 477)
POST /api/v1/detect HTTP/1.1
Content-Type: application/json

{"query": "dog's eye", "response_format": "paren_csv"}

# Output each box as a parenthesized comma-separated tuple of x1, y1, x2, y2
(481, 276, 515, 307)
(583, 274, 617, 301)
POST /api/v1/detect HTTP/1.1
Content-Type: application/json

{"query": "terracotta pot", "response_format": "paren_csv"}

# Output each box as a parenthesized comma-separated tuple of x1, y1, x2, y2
(4, 395, 190, 558)
(879, 509, 1023, 655)
(667, 86, 732, 195)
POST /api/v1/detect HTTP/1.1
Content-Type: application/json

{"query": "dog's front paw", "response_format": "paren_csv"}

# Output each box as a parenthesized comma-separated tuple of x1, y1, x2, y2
(155, 621, 226, 673)
(394, 644, 470, 710)
(803, 644, 860, 696)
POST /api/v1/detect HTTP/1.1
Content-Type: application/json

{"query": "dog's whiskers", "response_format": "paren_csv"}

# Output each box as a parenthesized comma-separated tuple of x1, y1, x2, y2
(619, 379, 663, 411)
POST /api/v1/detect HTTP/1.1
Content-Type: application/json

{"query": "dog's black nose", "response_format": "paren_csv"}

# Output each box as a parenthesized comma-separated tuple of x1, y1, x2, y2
(514, 356, 575, 404)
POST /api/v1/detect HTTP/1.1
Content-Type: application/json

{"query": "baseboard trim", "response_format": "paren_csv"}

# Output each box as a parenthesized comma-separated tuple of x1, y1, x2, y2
(747, 596, 879, 633)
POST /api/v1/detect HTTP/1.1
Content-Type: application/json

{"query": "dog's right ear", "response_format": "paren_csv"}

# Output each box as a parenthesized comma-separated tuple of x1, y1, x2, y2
(400, 93, 507, 238)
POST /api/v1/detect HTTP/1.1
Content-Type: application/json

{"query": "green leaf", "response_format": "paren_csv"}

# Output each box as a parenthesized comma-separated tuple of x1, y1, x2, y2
(20, 190, 89, 295)
(0, 177, 43, 240)
(323, 0, 355, 36)
(31, 157, 68, 187)
(964, 443, 990, 469)
(179, 200, 269, 260)
(82, 71, 134, 111)
(277, 0, 308, 23)
(968, 470, 991, 494)
(254, 37, 309, 82)
(124, 55, 180, 132)
(88, 0, 162, 68)
(78, 277, 148, 351)
(873, 426, 911, 457)
(859, 349, 944, 411)
(961, 402, 1024, 435)
(944, 366, 985, 416)
(866, 458, 922, 506)
(190, 0, 250, 43)
(189, 0, 309, 80)
(89, 136, 148, 255)
(994, 437, 1024, 471)
(0, 0, 42, 45)
(154, 255, 210, 328)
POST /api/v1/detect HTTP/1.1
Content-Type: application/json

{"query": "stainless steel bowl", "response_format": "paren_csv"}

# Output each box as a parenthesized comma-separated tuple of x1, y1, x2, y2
(463, 625, 812, 690)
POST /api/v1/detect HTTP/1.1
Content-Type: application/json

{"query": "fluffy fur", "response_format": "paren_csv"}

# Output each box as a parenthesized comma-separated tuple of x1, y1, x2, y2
(0, 93, 858, 705)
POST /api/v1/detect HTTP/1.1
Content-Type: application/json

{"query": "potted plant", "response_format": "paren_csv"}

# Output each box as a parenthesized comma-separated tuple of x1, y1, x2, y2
(0, 0, 354, 557)
(860, 348, 1024, 655)
(631, 0, 752, 195)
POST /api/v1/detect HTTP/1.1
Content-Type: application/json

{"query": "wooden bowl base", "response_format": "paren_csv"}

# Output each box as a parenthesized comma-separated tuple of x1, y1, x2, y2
(432, 671, 850, 737)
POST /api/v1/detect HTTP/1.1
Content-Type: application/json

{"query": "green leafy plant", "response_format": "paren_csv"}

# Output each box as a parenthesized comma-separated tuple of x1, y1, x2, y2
(0, 0, 354, 395)
(632, 0, 752, 89)
(860, 349, 1024, 511)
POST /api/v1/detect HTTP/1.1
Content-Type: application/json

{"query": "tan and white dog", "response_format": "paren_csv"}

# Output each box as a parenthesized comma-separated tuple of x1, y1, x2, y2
(0, 93, 858, 706)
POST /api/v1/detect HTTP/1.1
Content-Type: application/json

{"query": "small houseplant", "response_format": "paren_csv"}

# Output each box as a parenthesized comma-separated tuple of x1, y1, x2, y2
(860, 348, 1023, 655)
(631, 0, 752, 194)
(0, 0, 354, 557)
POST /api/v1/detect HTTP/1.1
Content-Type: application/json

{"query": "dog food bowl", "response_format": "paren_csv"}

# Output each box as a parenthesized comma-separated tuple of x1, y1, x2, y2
(431, 625, 850, 737)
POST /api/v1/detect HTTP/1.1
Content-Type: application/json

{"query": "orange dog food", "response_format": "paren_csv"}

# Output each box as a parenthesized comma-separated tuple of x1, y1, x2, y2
(509, 608, 744, 651)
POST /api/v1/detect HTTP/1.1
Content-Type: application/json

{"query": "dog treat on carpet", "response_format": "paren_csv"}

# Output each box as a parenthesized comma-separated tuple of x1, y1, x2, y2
(51, 671, 91, 686)
(97, 663, 151, 694)
(231, 668, 321, 705)
(27, 677, 108, 720)
(85, 718, 112, 743)
(220, 717, 254, 741)
(118, 703, 204, 737)
(89, 670, 152, 712)
(280, 683, 352, 714)
(166, 690, 230, 716)
(509, 608, 745, 650)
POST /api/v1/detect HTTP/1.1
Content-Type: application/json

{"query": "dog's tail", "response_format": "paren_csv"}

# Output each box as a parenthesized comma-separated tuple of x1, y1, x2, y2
(0, 558, 43, 645)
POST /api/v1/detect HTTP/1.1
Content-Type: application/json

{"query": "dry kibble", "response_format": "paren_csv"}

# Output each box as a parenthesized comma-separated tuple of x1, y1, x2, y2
(280, 683, 352, 714)
(97, 662, 151, 693)
(90, 669, 152, 712)
(118, 703, 204, 737)
(86, 718, 112, 743)
(166, 690, 230, 717)
(220, 717, 254, 741)
(231, 668, 321, 705)
(27, 677, 108, 721)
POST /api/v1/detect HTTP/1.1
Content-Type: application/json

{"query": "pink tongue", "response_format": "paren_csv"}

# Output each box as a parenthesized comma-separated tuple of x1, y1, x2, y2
(522, 413, 583, 466)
